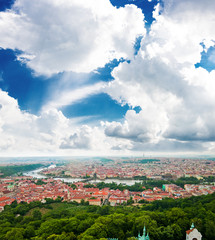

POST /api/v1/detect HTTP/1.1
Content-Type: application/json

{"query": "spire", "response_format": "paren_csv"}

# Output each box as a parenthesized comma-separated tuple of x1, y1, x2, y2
(146, 232, 150, 240)
(143, 225, 146, 236)
(190, 223, 195, 229)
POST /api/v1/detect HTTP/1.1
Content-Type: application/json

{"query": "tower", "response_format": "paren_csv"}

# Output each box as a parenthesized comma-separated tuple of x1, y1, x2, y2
(137, 225, 150, 240)
(143, 225, 146, 237)
(145, 233, 150, 240)
(186, 223, 202, 240)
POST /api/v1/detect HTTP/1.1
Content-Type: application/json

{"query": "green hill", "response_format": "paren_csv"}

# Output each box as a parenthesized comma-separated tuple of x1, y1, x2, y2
(0, 193, 214, 240)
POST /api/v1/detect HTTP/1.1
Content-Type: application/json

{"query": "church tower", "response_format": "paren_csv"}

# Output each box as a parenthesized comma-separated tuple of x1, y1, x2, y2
(137, 225, 150, 240)
(186, 223, 202, 240)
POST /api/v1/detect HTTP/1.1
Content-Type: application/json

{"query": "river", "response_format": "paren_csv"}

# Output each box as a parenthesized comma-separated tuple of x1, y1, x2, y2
(23, 165, 142, 186)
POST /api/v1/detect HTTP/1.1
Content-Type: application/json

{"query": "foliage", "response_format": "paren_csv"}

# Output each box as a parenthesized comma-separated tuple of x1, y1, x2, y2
(100, 158, 114, 163)
(95, 182, 145, 191)
(174, 176, 201, 187)
(34, 179, 47, 185)
(0, 193, 214, 239)
(83, 184, 95, 188)
(89, 176, 213, 190)
(204, 175, 215, 182)
(122, 159, 160, 164)
(69, 184, 77, 189)
(0, 164, 45, 177)
(138, 159, 160, 164)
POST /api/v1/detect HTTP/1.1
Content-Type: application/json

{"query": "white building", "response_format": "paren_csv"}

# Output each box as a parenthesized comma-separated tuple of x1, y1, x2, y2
(186, 223, 202, 240)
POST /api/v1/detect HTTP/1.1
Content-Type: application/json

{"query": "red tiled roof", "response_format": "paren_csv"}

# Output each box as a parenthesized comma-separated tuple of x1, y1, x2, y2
(88, 198, 101, 202)
(0, 196, 10, 202)
(186, 229, 194, 235)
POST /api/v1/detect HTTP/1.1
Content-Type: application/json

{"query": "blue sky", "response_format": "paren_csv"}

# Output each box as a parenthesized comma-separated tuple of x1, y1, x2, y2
(0, 0, 14, 11)
(0, 48, 123, 116)
(0, 0, 154, 118)
(0, 0, 215, 156)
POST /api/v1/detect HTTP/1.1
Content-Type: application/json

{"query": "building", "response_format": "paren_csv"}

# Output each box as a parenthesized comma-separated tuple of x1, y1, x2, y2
(108, 223, 203, 240)
(186, 223, 202, 240)
(137, 226, 150, 240)
(88, 198, 101, 206)
(107, 226, 150, 240)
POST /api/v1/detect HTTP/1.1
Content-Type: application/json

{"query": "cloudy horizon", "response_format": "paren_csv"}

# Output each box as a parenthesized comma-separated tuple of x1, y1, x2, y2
(0, 0, 215, 157)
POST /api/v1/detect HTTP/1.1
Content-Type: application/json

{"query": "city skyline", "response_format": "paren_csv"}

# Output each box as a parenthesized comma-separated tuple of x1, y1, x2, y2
(0, 0, 215, 157)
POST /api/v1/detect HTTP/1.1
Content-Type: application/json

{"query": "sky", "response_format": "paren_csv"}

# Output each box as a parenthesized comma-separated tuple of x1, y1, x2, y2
(0, 0, 215, 157)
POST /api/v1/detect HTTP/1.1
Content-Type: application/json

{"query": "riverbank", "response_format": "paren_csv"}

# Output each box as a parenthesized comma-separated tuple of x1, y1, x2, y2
(23, 165, 142, 185)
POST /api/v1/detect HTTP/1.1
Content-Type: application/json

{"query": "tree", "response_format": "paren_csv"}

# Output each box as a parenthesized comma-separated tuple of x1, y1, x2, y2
(14, 204, 29, 215)
(63, 217, 80, 234)
(24, 225, 35, 238)
(82, 222, 108, 239)
(166, 208, 186, 224)
(77, 218, 95, 234)
(5, 228, 25, 240)
(81, 236, 94, 240)
(171, 223, 183, 240)
(33, 209, 42, 220)
(97, 206, 110, 215)
(38, 219, 64, 238)
(205, 220, 215, 240)
(127, 197, 134, 205)
(11, 200, 18, 208)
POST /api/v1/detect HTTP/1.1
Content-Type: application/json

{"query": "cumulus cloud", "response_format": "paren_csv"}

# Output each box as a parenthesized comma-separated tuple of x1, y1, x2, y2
(0, 90, 78, 154)
(131, 139, 206, 152)
(0, 90, 134, 156)
(0, 0, 145, 75)
(149, 0, 215, 65)
(0, 90, 69, 154)
(102, 0, 215, 153)
(1, 0, 215, 155)
(104, 109, 168, 143)
(60, 125, 103, 150)
(60, 126, 92, 149)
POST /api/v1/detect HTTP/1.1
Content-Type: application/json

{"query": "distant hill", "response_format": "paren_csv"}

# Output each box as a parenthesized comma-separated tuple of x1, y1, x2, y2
(0, 164, 45, 177)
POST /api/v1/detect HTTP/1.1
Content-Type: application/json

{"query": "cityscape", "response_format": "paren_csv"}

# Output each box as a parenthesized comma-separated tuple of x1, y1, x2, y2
(0, 157, 214, 239)
(0, 157, 214, 210)
(0, 0, 215, 239)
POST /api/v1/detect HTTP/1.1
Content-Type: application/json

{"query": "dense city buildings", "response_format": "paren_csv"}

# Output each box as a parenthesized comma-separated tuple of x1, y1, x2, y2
(0, 158, 214, 211)
(0, 176, 214, 212)
(40, 157, 215, 180)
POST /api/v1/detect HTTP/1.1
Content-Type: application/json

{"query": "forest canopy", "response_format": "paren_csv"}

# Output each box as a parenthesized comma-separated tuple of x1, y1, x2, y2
(0, 193, 214, 240)
(0, 164, 45, 177)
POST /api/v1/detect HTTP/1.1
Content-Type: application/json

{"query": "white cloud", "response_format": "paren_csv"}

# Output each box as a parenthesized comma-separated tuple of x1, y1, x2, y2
(0, 0, 145, 76)
(0, 90, 73, 154)
(104, 108, 168, 143)
(0, 90, 134, 156)
(102, 0, 215, 153)
(44, 81, 107, 110)
(150, 0, 215, 65)
(0, 90, 71, 154)
(60, 125, 93, 149)
(1, 0, 215, 155)
(60, 125, 104, 150)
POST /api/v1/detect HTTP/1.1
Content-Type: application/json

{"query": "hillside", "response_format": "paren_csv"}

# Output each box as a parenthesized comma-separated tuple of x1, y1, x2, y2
(0, 193, 214, 240)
